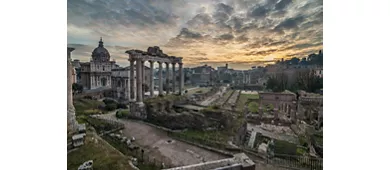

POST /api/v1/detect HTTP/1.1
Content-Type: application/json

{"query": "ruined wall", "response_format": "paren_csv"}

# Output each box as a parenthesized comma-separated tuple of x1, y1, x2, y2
(144, 96, 234, 130)
(233, 121, 247, 146)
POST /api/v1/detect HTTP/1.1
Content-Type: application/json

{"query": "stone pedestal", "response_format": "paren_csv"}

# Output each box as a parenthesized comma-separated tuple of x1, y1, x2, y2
(129, 100, 147, 120)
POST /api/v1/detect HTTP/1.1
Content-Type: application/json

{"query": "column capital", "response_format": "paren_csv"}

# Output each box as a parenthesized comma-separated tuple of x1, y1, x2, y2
(178, 62, 183, 66)
(149, 60, 155, 64)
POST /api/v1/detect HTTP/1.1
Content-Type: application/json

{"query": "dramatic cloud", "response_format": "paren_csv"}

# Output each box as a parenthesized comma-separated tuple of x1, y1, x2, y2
(68, 0, 323, 69)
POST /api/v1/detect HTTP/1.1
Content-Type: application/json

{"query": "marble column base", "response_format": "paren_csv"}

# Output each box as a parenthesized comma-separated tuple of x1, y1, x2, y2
(67, 106, 79, 135)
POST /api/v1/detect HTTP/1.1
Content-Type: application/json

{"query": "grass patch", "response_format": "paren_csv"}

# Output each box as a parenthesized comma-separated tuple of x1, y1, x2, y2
(116, 109, 130, 118)
(248, 102, 259, 113)
(273, 140, 299, 155)
(236, 93, 259, 112)
(144, 94, 186, 104)
(102, 135, 163, 170)
(67, 133, 134, 170)
(181, 129, 230, 142)
(185, 87, 212, 96)
(74, 98, 105, 116)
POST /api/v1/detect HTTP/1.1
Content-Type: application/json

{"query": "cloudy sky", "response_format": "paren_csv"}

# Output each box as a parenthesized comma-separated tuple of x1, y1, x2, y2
(67, 0, 323, 69)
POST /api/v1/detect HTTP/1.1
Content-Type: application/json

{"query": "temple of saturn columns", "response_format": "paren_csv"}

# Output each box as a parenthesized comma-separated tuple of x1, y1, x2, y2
(125, 46, 184, 119)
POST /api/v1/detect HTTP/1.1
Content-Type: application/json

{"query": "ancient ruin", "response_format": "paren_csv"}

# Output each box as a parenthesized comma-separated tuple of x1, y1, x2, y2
(164, 153, 255, 170)
(125, 46, 184, 119)
(67, 47, 78, 134)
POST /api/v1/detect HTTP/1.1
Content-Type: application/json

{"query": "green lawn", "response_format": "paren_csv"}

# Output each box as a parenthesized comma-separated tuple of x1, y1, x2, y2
(236, 93, 259, 112)
(68, 132, 134, 170)
(248, 102, 259, 113)
(181, 129, 230, 142)
(73, 98, 105, 116)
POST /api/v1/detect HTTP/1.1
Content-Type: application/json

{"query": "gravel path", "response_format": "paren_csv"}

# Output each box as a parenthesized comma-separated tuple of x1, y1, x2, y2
(97, 112, 228, 167)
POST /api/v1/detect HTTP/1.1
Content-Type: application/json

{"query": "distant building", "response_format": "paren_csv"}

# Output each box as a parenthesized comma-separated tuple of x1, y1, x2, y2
(189, 64, 215, 86)
(78, 38, 116, 90)
(72, 59, 81, 84)
(216, 64, 232, 84)
(111, 65, 150, 101)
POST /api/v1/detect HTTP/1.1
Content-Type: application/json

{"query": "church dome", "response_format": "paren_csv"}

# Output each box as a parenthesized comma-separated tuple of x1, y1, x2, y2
(92, 37, 111, 62)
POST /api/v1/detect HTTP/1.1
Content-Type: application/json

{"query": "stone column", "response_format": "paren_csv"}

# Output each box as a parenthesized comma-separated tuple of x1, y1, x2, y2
(179, 63, 183, 95)
(149, 60, 155, 97)
(141, 60, 145, 99)
(158, 62, 163, 95)
(136, 59, 143, 103)
(273, 108, 279, 121)
(129, 59, 135, 100)
(67, 47, 78, 134)
(172, 63, 176, 93)
(165, 62, 170, 94)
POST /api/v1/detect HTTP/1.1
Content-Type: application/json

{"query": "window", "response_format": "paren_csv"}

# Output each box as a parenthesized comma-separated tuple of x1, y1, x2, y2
(103, 66, 105, 71)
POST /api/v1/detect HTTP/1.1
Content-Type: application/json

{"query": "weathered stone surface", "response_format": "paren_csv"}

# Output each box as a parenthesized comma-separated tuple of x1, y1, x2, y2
(78, 160, 93, 170)
(145, 97, 234, 130)
(67, 47, 78, 134)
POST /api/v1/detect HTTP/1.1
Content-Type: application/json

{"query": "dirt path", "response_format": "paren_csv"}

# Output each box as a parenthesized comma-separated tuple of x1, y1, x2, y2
(97, 112, 228, 167)
(199, 86, 226, 106)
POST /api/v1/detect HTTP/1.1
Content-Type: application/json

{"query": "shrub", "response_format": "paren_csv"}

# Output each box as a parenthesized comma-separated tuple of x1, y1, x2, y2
(117, 103, 127, 109)
(105, 103, 117, 111)
(116, 109, 129, 118)
(83, 109, 101, 115)
(195, 90, 203, 93)
(211, 105, 220, 110)
(116, 111, 123, 118)
(83, 96, 93, 100)
(103, 99, 117, 105)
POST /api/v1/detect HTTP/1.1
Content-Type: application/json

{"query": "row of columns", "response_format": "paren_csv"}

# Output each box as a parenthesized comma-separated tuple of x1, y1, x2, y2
(129, 58, 184, 103)
(242, 73, 251, 84)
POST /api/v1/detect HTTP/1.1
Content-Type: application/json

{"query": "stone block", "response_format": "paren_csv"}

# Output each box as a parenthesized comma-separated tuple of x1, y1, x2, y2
(78, 160, 93, 170)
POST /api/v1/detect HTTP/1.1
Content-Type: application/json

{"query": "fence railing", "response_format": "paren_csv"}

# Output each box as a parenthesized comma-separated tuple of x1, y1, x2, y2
(267, 154, 323, 170)
(168, 130, 323, 170)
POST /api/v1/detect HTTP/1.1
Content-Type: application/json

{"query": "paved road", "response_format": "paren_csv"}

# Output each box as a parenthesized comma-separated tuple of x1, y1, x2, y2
(97, 112, 228, 167)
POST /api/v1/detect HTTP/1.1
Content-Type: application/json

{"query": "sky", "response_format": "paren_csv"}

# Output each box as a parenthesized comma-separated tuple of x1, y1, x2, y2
(67, 0, 323, 70)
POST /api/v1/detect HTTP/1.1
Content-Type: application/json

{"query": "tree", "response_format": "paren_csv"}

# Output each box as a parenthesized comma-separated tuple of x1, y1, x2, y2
(290, 57, 300, 65)
(295, 70, 323, 92)
(72, 83, 83, 94)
